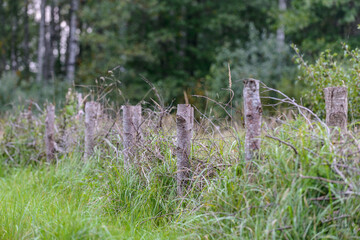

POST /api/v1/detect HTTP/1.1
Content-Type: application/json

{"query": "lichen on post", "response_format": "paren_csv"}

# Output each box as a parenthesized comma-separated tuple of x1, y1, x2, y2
(84, 101, 100, 159)
(324, 87, 348, 133)
(176, 104, 194, 196)
(122, 105, 142, 167)
(45, 104, 56, 162)
(243, 78, 262, 162)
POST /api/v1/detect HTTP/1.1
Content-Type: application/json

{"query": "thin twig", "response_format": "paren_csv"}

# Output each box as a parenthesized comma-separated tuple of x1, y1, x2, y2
(299, 174, 346, 185)
(275, 226, 292, 231)
(265, 134, 298, 155)
(321, 215, 350, 224)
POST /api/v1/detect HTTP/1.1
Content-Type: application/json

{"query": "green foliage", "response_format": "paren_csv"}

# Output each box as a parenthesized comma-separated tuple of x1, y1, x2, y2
(294, 44, 360, 120)
(178, 118, 358, 239)
(1, 110, 45, 164)
(0, 88, 84, 165)
(78, 0, 276, 104)
(284, 0, 360, 55)
(2, 0, 360, 107)
(0, 85, 360, 239)
(0, 158, 180, 239)
(207, 25, 296, 108)
(1, 98, 360, 238)
(0, 72, 70, 113)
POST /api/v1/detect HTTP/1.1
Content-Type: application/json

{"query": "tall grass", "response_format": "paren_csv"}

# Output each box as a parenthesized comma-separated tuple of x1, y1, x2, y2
(1, 90, 360, 239)
(0, 155, 182, 239)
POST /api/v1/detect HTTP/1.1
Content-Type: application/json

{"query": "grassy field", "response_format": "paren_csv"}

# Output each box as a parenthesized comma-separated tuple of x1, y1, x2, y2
(0, 156, 181, 239)
(1, 104, 360, 239)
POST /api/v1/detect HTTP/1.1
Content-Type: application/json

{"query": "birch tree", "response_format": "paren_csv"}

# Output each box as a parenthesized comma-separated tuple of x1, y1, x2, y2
(23, 0, 30, 76)
(36, 0, 46, 82)
(66, 0, 79, 84)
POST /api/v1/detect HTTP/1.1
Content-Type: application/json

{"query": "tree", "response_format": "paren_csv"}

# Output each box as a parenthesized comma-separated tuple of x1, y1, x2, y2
(66, 0, 79, 84)
(284, 0, 360, 55)
(78, 0, 276, 104)
(23, 0, 30, 76)
(276, 0, 286, 52)
(0, 0, 6, 74)
(37, 0, 46, 82)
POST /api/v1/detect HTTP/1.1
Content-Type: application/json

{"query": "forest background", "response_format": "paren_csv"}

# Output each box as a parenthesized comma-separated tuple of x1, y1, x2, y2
(1, 0, 360, 112)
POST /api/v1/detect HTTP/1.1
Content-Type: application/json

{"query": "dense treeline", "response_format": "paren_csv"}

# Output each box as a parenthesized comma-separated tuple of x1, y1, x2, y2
(0, 0, 360, 107)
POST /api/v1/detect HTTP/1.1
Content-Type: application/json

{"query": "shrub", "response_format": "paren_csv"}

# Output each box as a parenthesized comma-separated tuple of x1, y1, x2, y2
(0, 72, 70, 113)
(207, 24, 296, 109)
(293, 44, 360, 121)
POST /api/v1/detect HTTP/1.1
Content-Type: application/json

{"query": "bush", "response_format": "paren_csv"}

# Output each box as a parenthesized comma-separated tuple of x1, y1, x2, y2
(294, 44, 360, 121)
(0, 72, 70, 113)
(207, 24, 297, 109)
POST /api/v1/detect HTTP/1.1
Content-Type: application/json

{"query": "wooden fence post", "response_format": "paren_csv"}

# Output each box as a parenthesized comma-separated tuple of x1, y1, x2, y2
(45, 104, 55, 162)
(176, 104, 194, 196)
(243, 78, 262, 161)
(84, 101, 100, 159)
(122, 105, 142, 166)
(324, 87, 348, 133)
(76, 92, 84, 120)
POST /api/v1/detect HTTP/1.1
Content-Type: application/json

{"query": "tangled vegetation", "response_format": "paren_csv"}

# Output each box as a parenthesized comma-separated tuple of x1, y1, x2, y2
(294, 44, 360, 121)
(1, 84, 360, 239)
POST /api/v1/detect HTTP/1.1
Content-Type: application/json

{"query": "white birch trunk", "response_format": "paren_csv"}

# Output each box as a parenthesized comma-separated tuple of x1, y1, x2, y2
(66, 0, 79, 84)
(176, 104, 194, 196)
(36, 0, 46, 82)
(243, 78, 262, 161)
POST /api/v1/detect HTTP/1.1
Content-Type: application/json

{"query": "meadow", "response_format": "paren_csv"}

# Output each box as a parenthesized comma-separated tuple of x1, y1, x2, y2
(1, 87, 360, 240)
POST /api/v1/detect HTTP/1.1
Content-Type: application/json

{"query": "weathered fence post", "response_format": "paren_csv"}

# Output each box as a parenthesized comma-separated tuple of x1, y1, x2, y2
(122, 105, 142, 166)
(45, 104, 55, 162)
(243, 78, 262, 161)
(26, 100, 33, 127)
(84, 101, 100, 159)
(176, 104, 194, 196)
(324, 87, 348, 133)
(76, 92, 84, 120)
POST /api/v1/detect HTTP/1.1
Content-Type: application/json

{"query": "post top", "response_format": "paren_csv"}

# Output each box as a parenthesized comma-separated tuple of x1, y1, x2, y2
(243, 78, 260, 84)
(324, 86, 347, 91)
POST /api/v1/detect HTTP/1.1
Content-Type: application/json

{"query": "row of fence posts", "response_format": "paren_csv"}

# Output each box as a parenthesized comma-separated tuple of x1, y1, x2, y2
(43, 79, 348, 196)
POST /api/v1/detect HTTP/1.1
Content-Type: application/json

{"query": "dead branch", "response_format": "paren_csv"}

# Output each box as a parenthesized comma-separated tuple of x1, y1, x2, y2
(265, 134, 298, 155)
(299, 174, 346, 185)
(321, 215, 350, 224)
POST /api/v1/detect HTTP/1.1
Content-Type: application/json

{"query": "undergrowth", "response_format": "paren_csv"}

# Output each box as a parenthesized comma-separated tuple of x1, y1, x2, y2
(1, 88, 360, 239)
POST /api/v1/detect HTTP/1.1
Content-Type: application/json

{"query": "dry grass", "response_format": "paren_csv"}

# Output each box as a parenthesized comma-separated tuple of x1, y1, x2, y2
(1, 85, 360, 239)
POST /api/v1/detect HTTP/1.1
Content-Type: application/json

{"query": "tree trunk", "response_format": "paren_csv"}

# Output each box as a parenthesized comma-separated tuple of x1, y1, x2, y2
(23, 0, 30, 77)
(53, 0, 61, 74)
(122, 105, 142, 167)
(43, 19, 51, 81)
(10, 2, 18, 72)
(276, 0, 286, 52)
(176, 104, 194, 196)
(84, 101, 100, 159)
(37, 0, 46, 82)
(49, 0, 56, 79)
(0, 0, 5, 74)
(324, 87, 348, 133)
(66, 0, 79, 84)
(45, 104, 56, 162)
(243, 78, 262, 161)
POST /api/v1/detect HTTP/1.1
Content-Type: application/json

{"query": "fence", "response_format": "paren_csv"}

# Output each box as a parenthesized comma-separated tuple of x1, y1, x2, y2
(25, 81, 351, 196)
